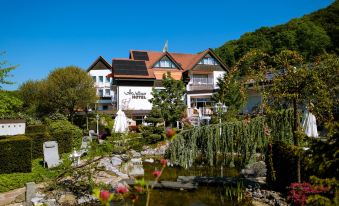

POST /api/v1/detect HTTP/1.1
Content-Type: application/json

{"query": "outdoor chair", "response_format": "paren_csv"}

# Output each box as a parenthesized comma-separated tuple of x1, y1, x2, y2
(43, 141, 62, 168)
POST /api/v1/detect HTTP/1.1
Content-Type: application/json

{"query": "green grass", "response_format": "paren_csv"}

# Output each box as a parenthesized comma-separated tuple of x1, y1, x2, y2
(0, 158, 59, 193)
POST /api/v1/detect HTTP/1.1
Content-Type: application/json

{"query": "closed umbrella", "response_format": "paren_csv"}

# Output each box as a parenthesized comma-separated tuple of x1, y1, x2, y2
(302, 109, 319, 138)
(113, 109, 128, 133)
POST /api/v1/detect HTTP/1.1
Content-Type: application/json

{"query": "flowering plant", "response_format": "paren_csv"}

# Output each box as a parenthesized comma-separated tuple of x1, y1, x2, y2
(287, 182, 329, 206)
(93, 159, 168, 206)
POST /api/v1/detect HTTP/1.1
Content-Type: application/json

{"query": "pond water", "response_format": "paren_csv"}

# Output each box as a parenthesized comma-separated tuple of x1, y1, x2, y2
(118, 162, 251, 206)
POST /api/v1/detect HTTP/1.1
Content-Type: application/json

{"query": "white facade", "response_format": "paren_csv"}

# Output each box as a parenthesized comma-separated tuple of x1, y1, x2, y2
(0, 120, 26, 136)
(88, 69, 115, 111)
(117, 86, 153, 111)
(88, 69, 113, 97)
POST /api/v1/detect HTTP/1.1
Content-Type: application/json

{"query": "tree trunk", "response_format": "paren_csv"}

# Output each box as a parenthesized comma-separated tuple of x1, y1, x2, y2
(293, 99, 301, 183)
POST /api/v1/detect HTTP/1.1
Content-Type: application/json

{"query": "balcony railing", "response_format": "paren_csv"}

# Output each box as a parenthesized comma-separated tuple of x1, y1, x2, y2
(188, 83, 214, 91)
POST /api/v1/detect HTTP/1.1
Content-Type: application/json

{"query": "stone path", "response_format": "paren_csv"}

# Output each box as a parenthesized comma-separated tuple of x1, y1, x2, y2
(0, 187, 26, 206)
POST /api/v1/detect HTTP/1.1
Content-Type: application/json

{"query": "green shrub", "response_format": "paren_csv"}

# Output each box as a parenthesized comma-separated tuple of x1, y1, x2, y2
(26, 125, 46, 134)
(47, 120, 82, 153)
(266, 141, 307, 191)
(0, 135, 32, 174)
(26, 132, 52, 159)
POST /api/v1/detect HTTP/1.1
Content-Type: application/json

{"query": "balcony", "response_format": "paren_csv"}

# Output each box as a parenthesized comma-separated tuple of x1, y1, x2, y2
(188, 83, 214, 91)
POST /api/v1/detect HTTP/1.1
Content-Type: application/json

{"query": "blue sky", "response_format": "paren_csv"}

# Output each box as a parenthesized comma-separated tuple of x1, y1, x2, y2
(0, 0, 334, 90)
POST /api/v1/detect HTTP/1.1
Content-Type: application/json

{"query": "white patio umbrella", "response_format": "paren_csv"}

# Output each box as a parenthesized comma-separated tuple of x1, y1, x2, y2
(302, 108, 319, 138)
(113, 109, 128, 133)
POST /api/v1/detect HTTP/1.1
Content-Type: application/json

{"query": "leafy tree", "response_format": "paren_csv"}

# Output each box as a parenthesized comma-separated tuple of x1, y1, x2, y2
(44, 66, 97, 120)
(0, 91, 23, 117)
(0, 52, 17, 88)
(215, 1, 337, 66)
(18, 80, 45, 116)
(213, 68, 247, 121)
(19, 66, 97, 120)
(149, 72, 186, 126)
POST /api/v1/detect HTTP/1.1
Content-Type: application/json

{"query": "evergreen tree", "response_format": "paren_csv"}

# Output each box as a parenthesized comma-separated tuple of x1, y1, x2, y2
(149, 72, 186, 126)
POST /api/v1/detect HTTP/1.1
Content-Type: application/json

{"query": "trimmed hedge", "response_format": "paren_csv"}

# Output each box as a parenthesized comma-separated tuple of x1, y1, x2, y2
(26, 132, 52, 159)
(26, 125, 46, 134)
(0, 135, 32, 174)
(47, 120, 82, 154)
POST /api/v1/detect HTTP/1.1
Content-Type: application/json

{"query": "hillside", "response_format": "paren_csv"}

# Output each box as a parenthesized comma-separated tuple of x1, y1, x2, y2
(215, 1, 339, 67)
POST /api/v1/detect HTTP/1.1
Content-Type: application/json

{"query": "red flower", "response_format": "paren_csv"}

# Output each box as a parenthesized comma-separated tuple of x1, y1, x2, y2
(116, 183, 129, 194)
(166, 127, 176, 138)
(99, 190, 110, 201)
(160, 159, 168, 166)
(152, 170, 162, 178)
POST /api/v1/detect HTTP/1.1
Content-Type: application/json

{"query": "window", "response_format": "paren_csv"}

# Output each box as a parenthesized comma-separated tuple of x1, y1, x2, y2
(199, 57, 219, 65)
(105, 89, 110, 96)
(92, 76, 96, 82)
(98, 89, 103, 96)
(106, 76, 110, 83)
(193, 74, 209, 84)
(102, 105, 108, 110)
(154, 58, 176, 68)
(99, 76, 104, 83)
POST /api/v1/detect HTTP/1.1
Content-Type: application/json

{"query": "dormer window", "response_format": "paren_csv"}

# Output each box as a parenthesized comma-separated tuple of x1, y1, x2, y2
(199, 56, 219, 65)
(154, 56, 177, 68)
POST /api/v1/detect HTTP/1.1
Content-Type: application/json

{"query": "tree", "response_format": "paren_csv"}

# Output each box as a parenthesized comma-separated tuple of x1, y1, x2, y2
(44, 66, 97, 120)
(0, 52, 17, 88)
(18, 80, 45, 116)
(213, 68, 247, 121)
(149, 72, 186, 126)
(0, 91, 23, 117)
(19, 66, 97, 120)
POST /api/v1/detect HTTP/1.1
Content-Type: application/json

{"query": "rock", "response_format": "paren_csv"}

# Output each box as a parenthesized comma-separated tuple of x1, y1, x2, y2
(14, 192, 25, 203)
(26, 182, 36, 206)
(58, 193, 76, 205)
(144, 158, 154, 163)
(241, 168, 255, 177)
(130, 158, 142, 165)
(127, 164, 144, 176)
(111, 156, 123, 166)
(242, 161, 267, 178)
(77, 195, 95, 204)
(45, 199, 57, 206)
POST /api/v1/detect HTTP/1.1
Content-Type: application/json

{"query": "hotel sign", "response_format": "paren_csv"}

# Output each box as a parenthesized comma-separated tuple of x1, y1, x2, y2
(118, 86, 153, 110)
(124, 89, 147, 99)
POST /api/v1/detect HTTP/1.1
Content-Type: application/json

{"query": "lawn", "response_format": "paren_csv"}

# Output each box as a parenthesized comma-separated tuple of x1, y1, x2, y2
(0, 158, 59, 193)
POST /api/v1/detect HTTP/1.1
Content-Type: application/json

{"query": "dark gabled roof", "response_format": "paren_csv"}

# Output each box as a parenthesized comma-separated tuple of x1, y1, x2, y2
(87, 56, 111, 72)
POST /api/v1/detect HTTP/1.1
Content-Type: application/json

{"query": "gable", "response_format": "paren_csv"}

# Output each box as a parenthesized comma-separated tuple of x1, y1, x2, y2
(92, 61, 111, 70)
(87, 56, 111, 72)
(191, 50, 228, 72)
(153, 55, 178, 69)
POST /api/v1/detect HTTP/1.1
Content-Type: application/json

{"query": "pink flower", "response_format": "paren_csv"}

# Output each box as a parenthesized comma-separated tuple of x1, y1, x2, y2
(152, 170, 162, 178)
(160, 159, 168, 166)
(116, 183, 129, 194)
(99, 190, 110, 201)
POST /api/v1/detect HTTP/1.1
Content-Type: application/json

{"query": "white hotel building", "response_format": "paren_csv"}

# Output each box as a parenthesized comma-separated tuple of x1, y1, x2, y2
(87, 49, 260, 125)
